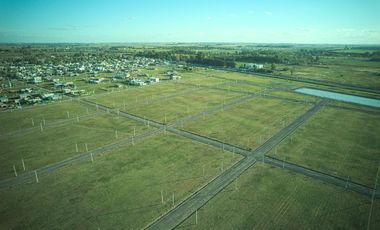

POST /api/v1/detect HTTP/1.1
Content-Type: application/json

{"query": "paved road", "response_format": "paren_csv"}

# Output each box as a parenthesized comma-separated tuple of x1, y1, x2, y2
(0, 128, 162, 190)
(144, 101, 325, 230)
(0, 111, 104, 139)
(80, 92, 268, 157)
(263, 156, 380, 199)
(0, 93, 257, 190)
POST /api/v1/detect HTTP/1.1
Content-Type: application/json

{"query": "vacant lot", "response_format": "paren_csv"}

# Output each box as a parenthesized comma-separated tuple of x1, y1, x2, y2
(126, 89, 243, 123)
(88, 82, 193, 108)
(182, 97, 310, 150)
(0, 133, 241, 229)
(0, 100, 97, 134)
(268, 107, 380, 187)
(0, 112, 151, 179)
(179, 163, 380, 229)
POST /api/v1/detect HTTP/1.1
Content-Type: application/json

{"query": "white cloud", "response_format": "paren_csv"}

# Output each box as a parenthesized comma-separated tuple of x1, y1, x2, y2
(264, 11, 272, 16)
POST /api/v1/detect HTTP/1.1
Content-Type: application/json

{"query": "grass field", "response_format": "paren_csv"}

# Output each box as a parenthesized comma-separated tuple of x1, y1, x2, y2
(0, 101, 98, 134)
(0, 112, 151, 179)
(274, 59, 380, 89)
(267, 107, 380, 187)
(0, 133, 241, 229)
(178, 163, 380, 229)
(182, 97, 310, 150)
(126, 89, 243, 123)
(1, 60, 379, 230)
(87, 81, 193, 109)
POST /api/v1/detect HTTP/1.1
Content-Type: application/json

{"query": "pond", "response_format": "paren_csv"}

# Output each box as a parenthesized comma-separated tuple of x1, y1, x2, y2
(295, 87, 380, 108)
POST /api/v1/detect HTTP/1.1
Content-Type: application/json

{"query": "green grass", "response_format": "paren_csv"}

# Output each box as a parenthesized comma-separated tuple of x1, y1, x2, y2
(0, 113, 151, 179)
(267, 107, 380, 187)
(88, 81, 191, 109)
(0, 101, 97, 134)
(0, 133, 241, 229)
(179, 163, 380, 230)
(182, 97, 310, 150)
(274, 62, 380, 89)
(126, 89, 243, 123)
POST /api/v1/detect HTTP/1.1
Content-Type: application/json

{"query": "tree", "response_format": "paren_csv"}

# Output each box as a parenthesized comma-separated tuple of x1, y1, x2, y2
(271, 63, 276, 71)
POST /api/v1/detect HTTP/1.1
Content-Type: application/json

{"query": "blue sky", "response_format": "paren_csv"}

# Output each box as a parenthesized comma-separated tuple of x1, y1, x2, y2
(0, 0, 379, 44)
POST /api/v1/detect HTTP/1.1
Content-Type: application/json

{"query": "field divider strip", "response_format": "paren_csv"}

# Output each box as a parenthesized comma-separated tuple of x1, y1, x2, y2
(0, 128, 162, 190)
(262, 155, 380, 199)
(0, 111, 105, 139)
(144, 101, 325, 229)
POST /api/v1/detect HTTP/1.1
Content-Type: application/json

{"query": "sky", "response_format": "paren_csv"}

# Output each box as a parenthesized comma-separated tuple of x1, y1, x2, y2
(0, 0, 379, 44)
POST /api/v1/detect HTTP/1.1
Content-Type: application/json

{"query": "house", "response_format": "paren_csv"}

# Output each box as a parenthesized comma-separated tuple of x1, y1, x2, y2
(170, 75, 181, 80)
(128, 79, 146, 86)
(245, 63, 263, 70)
(89, 78, 102, 84)
(20, 88, 32, 94)
(0, 96, 8, 103)
(148, 77, 159, 83)
(32, 77, 42, 84)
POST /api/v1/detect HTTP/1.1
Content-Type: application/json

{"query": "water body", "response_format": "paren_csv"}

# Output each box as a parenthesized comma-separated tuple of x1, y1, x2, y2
(295, 87, 380, 108)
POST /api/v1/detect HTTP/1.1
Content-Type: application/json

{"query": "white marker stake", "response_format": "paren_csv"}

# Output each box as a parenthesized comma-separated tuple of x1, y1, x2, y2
(67, 111, 70, 118)
(40, 123, 43, 132)
(13, 165, 17, 177)
(172, 193, 175, 207)
(21, 158, 25, 171)
(91, 152, 94, 162)
(161, 190, 164, 204)
(35, 170, 39, 183)
(31, 118, 35, 126)
(75, 143, 79, 153)
(195, 210, 198, 225)
(132, 136, 135, 146)
(85, 143, 88, 152)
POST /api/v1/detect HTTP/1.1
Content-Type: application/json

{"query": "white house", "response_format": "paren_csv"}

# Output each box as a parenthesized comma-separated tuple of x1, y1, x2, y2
(245, 63, 263, 70)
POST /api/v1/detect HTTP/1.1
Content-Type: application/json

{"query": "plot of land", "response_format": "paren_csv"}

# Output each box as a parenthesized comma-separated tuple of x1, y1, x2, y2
(0, 133, 241, 229)
(182, 97, 310, 150)
(0, 100, 97, 134)
(179, 163, 380, 229)
(88, 82, 192, 109)
(126, 89, 243, 123)
(267, 107, 380, 187)
(0, 113, 151, 179)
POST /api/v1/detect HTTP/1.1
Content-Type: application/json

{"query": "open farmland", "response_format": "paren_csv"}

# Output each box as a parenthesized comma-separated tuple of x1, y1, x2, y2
(1, 43, 380, 230)
(182, 97, 311, 150)
(0, 133, 241, 229)
(0, 100, 98, 134)
(178, 163, 380, 230)
(267, 107, 380, 187)
(0, 105, 151, 179)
